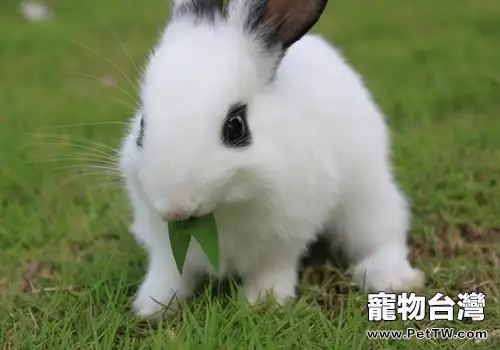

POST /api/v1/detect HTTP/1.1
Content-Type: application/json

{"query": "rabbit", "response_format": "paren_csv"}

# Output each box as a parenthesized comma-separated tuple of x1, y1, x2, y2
(118, 0, 425, 319)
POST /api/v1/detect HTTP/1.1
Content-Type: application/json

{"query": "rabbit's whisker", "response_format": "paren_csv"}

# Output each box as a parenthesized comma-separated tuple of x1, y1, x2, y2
(27, 132, 117, 151)
(40, 121, 128, 129)
(70, 41, 138, 92)
(25, 141, 117, 162)
(69, 72, 138, 105)
(51, 164, 120, 175)
(102, 95, 137, 110)
(92, 10, 140, 75)
(28, 156, 117, 166)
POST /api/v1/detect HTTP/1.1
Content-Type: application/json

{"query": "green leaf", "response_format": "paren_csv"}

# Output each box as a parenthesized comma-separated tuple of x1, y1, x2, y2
(168, 227, 192, 274)
(168, 213, 219, 273)
(189, 214, 220, 272)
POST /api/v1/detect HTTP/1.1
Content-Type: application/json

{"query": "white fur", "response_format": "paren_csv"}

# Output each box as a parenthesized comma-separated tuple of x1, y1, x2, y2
(118, 2, 424, 319)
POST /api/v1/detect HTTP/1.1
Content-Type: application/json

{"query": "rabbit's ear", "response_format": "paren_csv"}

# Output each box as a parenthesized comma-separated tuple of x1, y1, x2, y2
(172, 0, 224, 22)
(233, 0, 327, 50)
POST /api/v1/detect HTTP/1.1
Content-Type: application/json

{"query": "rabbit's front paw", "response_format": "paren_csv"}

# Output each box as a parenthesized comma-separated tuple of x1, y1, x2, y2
(131, 275, 181, 319)
(243, 266, 297, 305)
(131, 259, 201, 319)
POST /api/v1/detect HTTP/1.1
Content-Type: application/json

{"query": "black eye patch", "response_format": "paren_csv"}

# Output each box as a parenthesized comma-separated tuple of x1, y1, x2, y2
(136, 115, 145, 148)
(221, 103, 251, 148)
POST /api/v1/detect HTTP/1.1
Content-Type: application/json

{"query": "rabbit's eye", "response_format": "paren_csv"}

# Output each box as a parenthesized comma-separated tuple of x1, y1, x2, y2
(228, 116, 244, 138)
(136, 115, 145, 148)
(222, 103, 251, 148)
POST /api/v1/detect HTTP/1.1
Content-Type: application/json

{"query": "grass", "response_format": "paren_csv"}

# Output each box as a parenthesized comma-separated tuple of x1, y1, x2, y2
(1, 0, 500, 348)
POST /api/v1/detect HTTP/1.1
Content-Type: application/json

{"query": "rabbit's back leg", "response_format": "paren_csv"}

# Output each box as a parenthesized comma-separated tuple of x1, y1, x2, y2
(325, 171, 425, 293)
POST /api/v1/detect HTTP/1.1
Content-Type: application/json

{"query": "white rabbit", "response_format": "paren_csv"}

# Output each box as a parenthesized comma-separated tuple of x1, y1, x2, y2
(118, 0, 425, 319)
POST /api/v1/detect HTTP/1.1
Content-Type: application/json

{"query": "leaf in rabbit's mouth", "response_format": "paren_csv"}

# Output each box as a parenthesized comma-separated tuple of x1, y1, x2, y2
(168, 213, 219, 274)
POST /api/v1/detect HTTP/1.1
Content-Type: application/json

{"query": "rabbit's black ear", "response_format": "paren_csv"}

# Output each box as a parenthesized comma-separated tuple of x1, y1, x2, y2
(242, 0, 328, 50)
(173, 0, 224, 22)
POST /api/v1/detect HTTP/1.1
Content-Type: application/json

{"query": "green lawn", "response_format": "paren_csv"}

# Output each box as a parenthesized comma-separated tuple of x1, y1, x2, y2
(1, 0, 500, 348)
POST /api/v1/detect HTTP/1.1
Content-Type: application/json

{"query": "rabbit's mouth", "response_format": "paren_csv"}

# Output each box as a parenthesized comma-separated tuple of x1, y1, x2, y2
(154, 194, 220, 222)
(157, 202, 214, 222)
